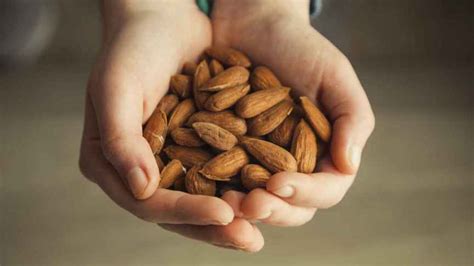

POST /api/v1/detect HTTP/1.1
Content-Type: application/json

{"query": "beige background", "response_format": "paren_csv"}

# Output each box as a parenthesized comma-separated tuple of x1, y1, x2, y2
(1, 0, 472, 265)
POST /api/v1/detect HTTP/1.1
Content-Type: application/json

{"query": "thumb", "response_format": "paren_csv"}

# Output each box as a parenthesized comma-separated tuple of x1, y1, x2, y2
(90, 68, 161, 200)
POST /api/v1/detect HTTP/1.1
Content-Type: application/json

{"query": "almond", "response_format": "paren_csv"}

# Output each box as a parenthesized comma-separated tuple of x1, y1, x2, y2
(173, 176, 186, 191)
(193, 60, 211, 110)
(240, 138, 297, 173)
(163, 145, 212, 167)
(168, 99, 196, 131)
(241, 164, 271, 190)
(209, 59, 224, 76)
(205, 46, 251, 68)
(204, 84, 250, 112)
(170, 74, 192, 98)
(182, 61, 197, 76)
(291, 119, 317, 173)
(199, 66, 249, 92)
(185, 166, 216, 196)
(156, 94, 179, 115)
(154, 154, 165, 171)
(247, 100, 294, 136)
(159, 159, 186, 189)
(170, 128, 205, 147)
(200, 146, 249, 181)
(143, 109, 168, 154)
(268, 108, 301, 147)
(186, 110, 247, 135)
(250, 66, 281, 90)
(299, 96, 332, 142)
(192, 122, 238, 151)
(235, 87, 290, 118)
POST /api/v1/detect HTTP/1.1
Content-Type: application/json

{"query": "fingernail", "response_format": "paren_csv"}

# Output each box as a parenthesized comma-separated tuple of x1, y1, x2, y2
(271, 185, 295, 198)
(127, 167, 148, 198)
(349, 145, 361, 170)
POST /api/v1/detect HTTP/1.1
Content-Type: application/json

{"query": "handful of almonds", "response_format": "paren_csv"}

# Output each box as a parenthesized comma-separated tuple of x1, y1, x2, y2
(144, 47, 332, 197)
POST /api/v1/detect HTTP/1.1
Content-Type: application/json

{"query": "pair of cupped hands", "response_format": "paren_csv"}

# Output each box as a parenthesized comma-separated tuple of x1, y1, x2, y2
(79, 0, 374, 252)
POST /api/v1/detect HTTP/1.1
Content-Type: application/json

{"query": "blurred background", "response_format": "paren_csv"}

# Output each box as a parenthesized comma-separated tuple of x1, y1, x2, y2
(1, 0, 472, 265)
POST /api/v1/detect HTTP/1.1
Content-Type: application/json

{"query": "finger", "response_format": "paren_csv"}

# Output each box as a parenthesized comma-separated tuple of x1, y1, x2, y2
(80, 135, 234, 225)
(318, 54, 375, 174)
(240, 189, 316, 227)
(221, 190, 246, 218)
(159, 218, 264, 252)
(266, 157, 355, 208)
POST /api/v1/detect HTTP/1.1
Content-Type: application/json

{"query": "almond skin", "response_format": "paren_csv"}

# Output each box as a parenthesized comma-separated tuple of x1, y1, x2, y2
(193, 60, 211, 110)
(168, 99, 196, 131)
(241, 164, 271, 190)
(268, 108, 301, 147)
(159, 159, 186, 189)
(170, 128, 205, 147)
(250, 66, 281, 90)
(185, 166, 216, 196)
(163, 145, 213, 168)
(192, 122, 238, 151)
(204, 84, 250, 112)
(156, 94, 179, 116)
(240, 138, 297, 173)
(143, 110, 168, 154)
(235, 87, 291, 118)
(209, 59, 224, 76)
(186, 110, 247, 135)
(200, 66, 249, 92)
(170, 74, 192, 98)
(154, 154, 165, 171)
(247, 100, 294, 136)
(205, 46, 251, 68)
(291, 119, 317, 173)
(182, 61, 197, 76)
(299, 96, 332, 142)
(200, 146, 249, 181)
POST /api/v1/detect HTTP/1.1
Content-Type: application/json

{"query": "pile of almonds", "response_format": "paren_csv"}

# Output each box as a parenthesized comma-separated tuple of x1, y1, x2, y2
(144, 47, 331, 196)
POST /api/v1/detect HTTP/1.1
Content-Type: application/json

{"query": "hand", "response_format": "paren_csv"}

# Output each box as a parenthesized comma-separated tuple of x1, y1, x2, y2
(79, 1, 263, 252)
(211, 0, 375, 226)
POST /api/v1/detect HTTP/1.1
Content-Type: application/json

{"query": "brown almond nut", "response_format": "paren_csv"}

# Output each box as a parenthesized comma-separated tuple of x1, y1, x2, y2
(173, 176, 186, 191)
(240, 138, 297, 173)
(182, 61, 197, 76)
(170, 74, 192, 98)
(186, 110, 247, 135)
(299, 96, 332, 142)
(163, 145, 213, 168)
(185, 166, 216, 196)
(250, 66, 281, 90)
(241, 164, 271, 190)
(156, 94, 179, 115)
(199, 66, 249, 92)
(170, 128, 205, 147)
(159, 159, 186, 189)
(192, 122, 238, 151)
(168, 99, 196, 131)
(204, 84, 250, 112)
(247, 100, 294, 136)
(200, 146, 249, 181)
(268, 108, 301, 147)
(143, 110, 168, 154)
(209, 59, 224, 76)
(193, 60, 211, 110)
(154, 154, 165, 171)
(205, 46, 251, 68)
(291, 119, 317, 173)
(235, 87, 291, 118)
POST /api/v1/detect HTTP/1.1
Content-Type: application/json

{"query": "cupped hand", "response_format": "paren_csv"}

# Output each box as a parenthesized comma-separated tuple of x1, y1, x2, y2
(212, 0, 375, 226)
(79, 1, 263, 252)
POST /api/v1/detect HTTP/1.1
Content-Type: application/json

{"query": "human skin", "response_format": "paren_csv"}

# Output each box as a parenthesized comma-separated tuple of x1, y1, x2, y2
(79, 0, 374, 252)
